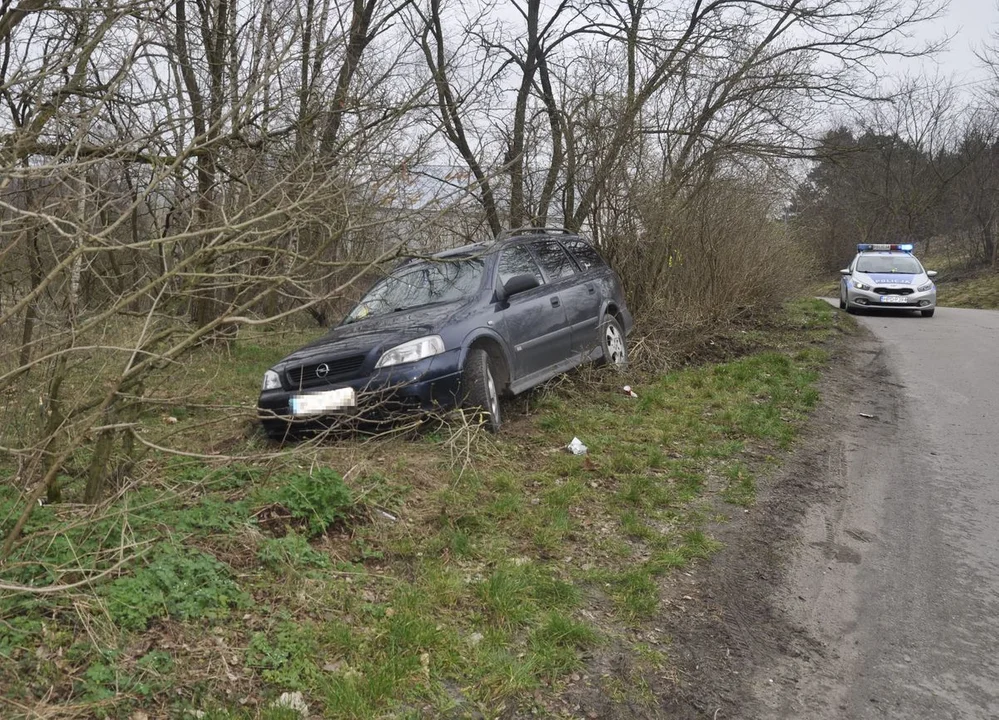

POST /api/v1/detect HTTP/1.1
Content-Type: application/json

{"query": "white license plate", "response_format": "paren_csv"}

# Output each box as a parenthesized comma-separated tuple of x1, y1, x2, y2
(289, 387, 356, 415)
(879, 295, 908, 304)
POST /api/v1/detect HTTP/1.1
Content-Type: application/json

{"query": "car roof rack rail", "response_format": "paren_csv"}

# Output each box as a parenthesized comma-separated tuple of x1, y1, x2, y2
(497, 226, 577, 239)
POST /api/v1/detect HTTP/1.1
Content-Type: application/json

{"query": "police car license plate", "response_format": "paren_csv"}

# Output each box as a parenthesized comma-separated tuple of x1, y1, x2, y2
(880, 295, 908, 304)
(290, 387, 356, 415)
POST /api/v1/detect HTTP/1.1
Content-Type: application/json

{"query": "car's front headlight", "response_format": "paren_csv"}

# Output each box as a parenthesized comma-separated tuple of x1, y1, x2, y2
(851, 279, 871, 291)
(261, 369, 281, 391)
(917, 282, 934, 292)
(375, 335, 445, 369)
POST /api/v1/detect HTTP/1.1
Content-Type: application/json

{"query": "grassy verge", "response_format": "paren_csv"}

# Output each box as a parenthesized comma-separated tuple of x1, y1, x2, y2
(915, 247, 999, 310)
(0, 299, 842, 719)
(936, 271, 999, 309)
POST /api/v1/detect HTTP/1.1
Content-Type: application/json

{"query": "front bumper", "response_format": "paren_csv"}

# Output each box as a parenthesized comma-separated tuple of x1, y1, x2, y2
(846, 286, 936, 311)
(257, 349, 463, 436)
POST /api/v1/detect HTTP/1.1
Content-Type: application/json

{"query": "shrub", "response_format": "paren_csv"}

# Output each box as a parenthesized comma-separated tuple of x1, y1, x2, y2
(103, 544, 249, 630)
(246, 620, 321, 690)
(276, 469, 355, 538)
(604, 176, 817, 371)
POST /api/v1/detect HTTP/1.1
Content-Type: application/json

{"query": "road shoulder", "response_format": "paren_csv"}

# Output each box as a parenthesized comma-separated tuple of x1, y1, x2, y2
(652, 321, 894, 718)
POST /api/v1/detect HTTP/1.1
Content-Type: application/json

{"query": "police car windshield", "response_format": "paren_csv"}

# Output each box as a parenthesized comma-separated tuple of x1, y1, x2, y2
(856, 255, 922, 274)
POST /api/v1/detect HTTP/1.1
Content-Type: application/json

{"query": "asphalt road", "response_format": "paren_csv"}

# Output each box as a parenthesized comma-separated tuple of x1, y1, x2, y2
(750, 305, 999, 718)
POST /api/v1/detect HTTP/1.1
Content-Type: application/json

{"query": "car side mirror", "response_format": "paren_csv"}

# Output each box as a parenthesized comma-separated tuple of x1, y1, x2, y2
(926, 270, 938, 278)
(840, 268, 851, 275)
(497, 273, 540, 302)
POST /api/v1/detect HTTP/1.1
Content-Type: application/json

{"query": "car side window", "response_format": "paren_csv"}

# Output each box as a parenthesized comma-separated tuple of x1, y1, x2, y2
(531, 241, 576, 280)
(497, 245, 545, 287)
(564, 240, 607, 271)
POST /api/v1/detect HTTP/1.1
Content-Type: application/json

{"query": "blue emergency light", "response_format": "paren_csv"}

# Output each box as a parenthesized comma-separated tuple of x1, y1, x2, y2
(857, 243, 914, 252)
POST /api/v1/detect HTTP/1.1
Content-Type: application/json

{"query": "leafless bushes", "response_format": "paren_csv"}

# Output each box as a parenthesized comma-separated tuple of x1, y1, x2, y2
(601, 177, 813, 371)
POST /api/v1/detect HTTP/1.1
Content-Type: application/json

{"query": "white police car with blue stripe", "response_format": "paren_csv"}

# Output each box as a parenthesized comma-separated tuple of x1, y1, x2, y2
(839, 244, 937, 317)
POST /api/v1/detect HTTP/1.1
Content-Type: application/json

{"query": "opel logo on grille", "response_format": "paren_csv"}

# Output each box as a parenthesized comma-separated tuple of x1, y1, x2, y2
(315, 363, 330, 378)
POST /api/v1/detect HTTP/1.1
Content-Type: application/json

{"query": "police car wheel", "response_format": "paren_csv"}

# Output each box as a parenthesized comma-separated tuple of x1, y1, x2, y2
(839, 293, 846, 309)
(921, 308, 935, 318)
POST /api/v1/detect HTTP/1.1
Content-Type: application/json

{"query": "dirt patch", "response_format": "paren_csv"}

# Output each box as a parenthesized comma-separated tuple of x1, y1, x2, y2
(557, 318, 875, 719)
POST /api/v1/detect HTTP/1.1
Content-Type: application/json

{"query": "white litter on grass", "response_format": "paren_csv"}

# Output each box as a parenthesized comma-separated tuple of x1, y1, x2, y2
(622, 385, 638, 398)
(272, 691, 309, 717)
(567, 437, 588, 455)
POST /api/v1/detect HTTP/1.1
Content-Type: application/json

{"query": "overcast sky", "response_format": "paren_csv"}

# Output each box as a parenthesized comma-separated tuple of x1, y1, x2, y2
(904, 0, 998, 90)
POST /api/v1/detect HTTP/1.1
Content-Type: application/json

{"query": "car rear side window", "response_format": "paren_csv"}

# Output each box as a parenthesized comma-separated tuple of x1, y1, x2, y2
(498, 245, 545, 287)
(564, 240, 607, 271)
(531, 240, 577, 280)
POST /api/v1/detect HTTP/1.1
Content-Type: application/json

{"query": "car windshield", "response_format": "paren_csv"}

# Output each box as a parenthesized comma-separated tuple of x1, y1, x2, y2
(856, 255, 923, 274)
(345, 257, 484, 323)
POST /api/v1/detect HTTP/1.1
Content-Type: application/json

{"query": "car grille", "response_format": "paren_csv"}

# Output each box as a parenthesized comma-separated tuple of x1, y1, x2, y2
(286, 355, 366, 388)
(873, 287, 913, 296)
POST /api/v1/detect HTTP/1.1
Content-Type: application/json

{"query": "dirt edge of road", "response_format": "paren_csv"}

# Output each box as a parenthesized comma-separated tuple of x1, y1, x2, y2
(647, 319, 889, 719)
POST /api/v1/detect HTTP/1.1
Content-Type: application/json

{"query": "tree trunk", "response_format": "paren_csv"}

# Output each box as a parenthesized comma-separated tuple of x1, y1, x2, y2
(42, 354, 68, 504)
(508, 0, 540, 228)
(18, 225, 42, 369)
(321, 0, 379, 158)
(84, 425, 115, 504)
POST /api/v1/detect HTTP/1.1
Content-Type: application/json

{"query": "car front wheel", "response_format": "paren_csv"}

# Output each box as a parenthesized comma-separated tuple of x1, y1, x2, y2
(461, 348, 501, 432)
(600, 315, 628, 367)
(921, 308, 935, 317)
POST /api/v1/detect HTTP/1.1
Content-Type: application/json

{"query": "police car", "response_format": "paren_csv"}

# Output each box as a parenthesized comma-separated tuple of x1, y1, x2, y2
(839, 244, 937, 317)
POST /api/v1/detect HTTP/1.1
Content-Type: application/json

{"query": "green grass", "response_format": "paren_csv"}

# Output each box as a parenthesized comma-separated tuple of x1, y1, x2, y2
(0, 298, 839, 718)
(907, 245, 999, 310)
(936, 271, 999, 309)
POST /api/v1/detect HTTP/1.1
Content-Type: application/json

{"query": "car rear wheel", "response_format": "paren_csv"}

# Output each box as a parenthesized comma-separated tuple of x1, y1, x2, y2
(599, 315, 628, 367)
(921, 308, 935, 317)
(461, 348, 501, 433)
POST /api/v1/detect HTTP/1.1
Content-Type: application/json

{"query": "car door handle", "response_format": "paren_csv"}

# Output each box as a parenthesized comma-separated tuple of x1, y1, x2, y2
(550, 297, 561, 308)
(586, 284, 596, 294)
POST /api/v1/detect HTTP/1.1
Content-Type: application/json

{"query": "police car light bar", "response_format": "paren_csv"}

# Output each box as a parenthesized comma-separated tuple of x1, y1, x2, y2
(857, 243, 914, 252)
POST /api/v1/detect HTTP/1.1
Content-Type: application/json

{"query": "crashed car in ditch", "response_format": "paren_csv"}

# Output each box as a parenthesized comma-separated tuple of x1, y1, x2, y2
(258, 228, 633, 439)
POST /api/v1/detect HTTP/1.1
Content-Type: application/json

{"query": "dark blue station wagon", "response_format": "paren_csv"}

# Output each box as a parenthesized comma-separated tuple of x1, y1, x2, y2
(258, 229, 633, 438)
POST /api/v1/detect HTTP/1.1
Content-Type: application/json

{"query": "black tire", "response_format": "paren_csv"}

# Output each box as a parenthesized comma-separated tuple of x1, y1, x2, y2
(839, 292, 846, 310)
(461, 348, 501, 433)
(921, 308, 935, 317)
(845, 304, 858, 315)
(599, 315, 628, 368)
